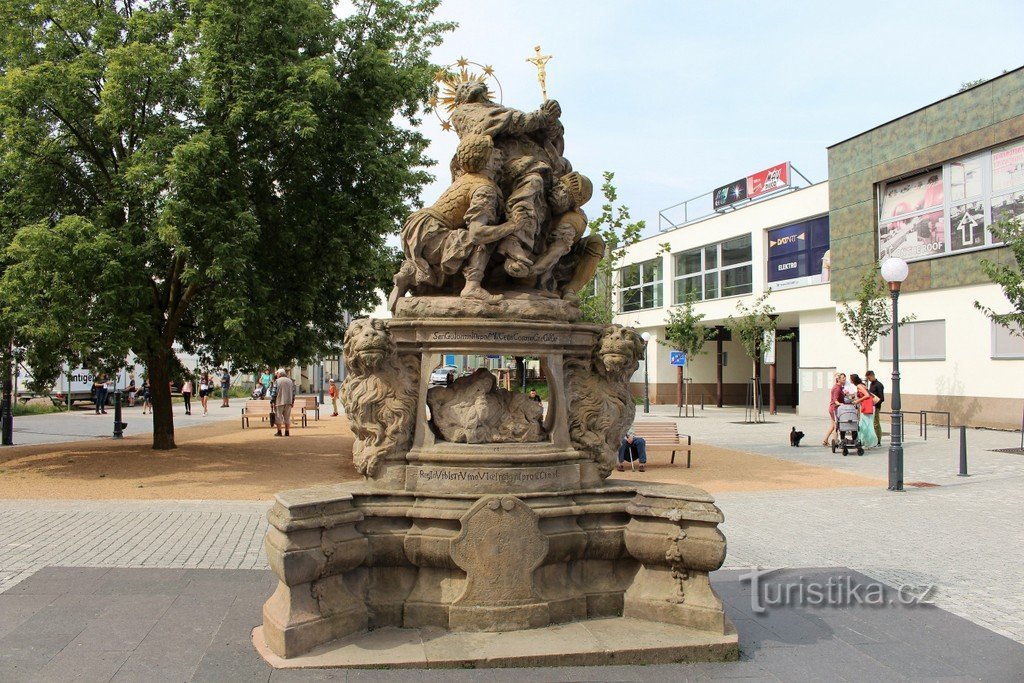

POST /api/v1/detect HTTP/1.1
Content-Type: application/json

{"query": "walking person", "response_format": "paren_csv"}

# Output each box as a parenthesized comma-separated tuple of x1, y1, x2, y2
(328, 378, 339, 416)
(273, 369, 295, 437)
(181, 376, 193, 415)
(865, 370, 885, 446)
(822, 372, 846, 446)
(220, 368, 231, 408)
(140, 380, 151, 415)
(849, 373, 879, 449)
(199, 373, 211, 415)
(127, 378, 137, 407)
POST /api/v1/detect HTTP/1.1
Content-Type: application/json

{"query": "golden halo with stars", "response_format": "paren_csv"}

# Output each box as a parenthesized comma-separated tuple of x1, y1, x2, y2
(429, 58, 503, 132)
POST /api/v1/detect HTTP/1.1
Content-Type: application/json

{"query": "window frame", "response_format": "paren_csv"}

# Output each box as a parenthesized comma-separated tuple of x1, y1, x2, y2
(879, 319, 947, 362)
(617, 257, 663, 312)
(672, 234, 752, 303)
(991, 320, 1024, 360)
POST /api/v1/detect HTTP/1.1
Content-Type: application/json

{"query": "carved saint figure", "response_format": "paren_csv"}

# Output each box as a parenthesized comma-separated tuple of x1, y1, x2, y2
(427, 368, 545, 443)
(389, 134, 513, 310)
(339, 319, 419, 476)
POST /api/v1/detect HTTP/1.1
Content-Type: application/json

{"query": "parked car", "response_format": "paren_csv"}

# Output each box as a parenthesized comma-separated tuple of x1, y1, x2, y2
(429, 365, 459, 386)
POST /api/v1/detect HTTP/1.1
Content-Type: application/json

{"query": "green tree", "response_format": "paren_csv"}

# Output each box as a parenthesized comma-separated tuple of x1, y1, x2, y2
(726, 291, 780, 418)
(578, 171, 647, 324)
(976, 218, 1024, 334)
(660, 290, 714, 406)
(836, 266, 915, 371)
(0, 0, 451, 449)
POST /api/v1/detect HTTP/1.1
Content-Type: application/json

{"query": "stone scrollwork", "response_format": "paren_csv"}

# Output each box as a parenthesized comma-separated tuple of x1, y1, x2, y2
(339, 319, 419, 477)
(565, 324, 645, 476)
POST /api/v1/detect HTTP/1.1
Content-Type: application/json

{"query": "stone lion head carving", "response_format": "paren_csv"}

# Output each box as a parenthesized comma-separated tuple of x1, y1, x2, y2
(593, 324, 645, 379)
(344, 318, 396, 375)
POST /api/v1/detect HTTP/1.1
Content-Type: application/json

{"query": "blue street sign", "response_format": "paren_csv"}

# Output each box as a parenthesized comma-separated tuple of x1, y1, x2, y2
(669, 351, 687, 367)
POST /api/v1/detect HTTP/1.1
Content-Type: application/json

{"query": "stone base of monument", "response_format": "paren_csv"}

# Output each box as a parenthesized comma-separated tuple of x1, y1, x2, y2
(252, 617, 738, 669)
(254, 482, 739, 667)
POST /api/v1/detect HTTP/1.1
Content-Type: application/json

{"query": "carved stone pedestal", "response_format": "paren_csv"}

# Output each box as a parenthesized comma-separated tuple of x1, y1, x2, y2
(255, 315, 738, 667)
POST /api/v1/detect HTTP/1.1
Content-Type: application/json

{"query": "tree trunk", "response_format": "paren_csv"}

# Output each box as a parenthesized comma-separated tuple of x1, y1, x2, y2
(147, 351, 176, 450)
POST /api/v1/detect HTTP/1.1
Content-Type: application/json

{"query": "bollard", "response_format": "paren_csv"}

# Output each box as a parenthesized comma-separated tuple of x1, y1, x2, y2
(958, 426, 968, 477)
(701, 393, 705, 410)
(113, 390, 124, 440)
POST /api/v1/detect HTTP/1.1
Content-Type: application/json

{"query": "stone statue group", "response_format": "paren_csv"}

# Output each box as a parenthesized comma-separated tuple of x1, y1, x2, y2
(388, 80, 605, 311)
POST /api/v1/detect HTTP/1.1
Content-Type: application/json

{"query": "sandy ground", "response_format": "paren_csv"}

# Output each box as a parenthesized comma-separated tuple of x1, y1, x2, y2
(0, 415, 881, 501)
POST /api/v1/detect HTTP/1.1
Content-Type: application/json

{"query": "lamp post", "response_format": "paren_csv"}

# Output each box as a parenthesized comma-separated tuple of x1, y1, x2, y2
(881, 257, 909, 492)
(641, 332, 652, 414)
(1, 351, 13, 446)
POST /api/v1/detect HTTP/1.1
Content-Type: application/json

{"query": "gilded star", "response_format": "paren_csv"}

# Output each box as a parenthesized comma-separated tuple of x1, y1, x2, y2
(456, 57, 469, 67)
(440, 121, 452, 131)
(433, 68, 447, 82)
(483, 65, 495, 76)
(428, 95, 438, 107)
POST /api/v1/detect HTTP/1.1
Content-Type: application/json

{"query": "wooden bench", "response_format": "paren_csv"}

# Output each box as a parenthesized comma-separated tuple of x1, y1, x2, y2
(297, 396, 319, 427)
(632, 421, 693, 468)
(242, 400, 273, 428)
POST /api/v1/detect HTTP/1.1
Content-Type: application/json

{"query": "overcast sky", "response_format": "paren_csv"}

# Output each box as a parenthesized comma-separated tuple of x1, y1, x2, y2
(415, 0, 1023, 238)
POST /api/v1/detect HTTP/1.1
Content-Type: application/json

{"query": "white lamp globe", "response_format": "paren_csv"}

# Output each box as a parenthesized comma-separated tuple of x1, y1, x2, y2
(641, 332, 652, 342)
(880, 257, 909, 283)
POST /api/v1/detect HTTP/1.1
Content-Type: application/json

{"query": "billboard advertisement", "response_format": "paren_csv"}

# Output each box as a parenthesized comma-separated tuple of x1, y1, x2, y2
(713, 162, 791, 211)
(748, 162, 790, 200)
(713, 178, 747, 210)
(766, 216, 830, 289)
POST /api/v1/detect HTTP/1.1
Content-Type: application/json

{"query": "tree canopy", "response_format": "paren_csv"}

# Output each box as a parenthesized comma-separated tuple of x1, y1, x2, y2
(837, 265, 914, 371)
(0, 0, 452, 448)
(976, 219, 1024, 335)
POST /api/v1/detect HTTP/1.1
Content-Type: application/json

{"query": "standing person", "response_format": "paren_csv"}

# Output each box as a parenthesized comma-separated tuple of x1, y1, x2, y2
(328, 378, 339, 417)
(274, 369, 295, 437)
(822, 372, 846, 446)
(865, 370, 885, 446)
(260, 368, 273, 395)
(127, 378, 137, 407)
(181, 376, 193, 415)
(220, 368, 231, 408)
(140, 379, 151, 415)
(199, 373, 210, 416)
(849, 373, 879, 449)
(93, 373, 109, 414)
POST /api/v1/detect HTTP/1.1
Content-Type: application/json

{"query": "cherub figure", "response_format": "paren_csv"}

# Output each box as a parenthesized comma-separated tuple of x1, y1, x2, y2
(389, 134, 514, 310)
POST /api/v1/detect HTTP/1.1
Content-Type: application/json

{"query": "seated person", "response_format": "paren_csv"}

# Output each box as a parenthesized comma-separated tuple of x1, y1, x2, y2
(617, 428, 646, 472)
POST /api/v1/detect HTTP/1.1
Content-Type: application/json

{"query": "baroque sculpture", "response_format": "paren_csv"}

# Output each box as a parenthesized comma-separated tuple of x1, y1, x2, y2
(256, 64, 737, 669)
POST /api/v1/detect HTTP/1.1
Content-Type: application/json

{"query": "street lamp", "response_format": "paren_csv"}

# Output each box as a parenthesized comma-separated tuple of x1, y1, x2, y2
(641, 332, 652, 414)
(880, 257, 909, 492)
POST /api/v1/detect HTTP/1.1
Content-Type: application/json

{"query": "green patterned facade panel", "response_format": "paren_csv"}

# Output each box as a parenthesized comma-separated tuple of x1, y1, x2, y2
(827, 68, 1024, 301)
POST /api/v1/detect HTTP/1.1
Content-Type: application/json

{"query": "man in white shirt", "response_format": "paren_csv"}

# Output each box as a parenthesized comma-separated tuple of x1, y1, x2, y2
(274, 369, 295, 437)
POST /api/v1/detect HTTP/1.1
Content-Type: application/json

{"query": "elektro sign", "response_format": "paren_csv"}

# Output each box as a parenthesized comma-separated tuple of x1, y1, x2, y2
(713, 162, 791, 211)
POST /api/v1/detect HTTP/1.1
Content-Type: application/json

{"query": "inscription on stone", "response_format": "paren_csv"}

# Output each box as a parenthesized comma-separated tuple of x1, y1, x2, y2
(428, 330, 564, 344)
(418, 467, 560, 485)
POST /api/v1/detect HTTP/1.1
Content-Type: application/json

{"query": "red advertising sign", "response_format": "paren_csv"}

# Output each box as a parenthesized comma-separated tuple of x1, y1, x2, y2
(747, 162, 790, 199)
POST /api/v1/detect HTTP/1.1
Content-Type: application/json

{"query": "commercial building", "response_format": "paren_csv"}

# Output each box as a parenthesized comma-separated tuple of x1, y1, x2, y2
(614, 67, 1024, 429)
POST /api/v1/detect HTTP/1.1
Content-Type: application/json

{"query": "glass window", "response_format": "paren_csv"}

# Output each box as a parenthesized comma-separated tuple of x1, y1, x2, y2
(879, 170, 944, 221)
(991, 141, 1024, 193)
(673, 234, 752, 303)
(721, 234, 752, 267)
(618, 258, 664, 312)
(950, 156, 984, 202)
(880, 320, 946, 361)
(767, 216, 831, 289)
(992, 321, 1024, 359)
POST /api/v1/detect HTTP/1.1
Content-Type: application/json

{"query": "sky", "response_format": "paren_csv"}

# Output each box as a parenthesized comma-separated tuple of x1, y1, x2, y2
(415, 0, 1024, 239)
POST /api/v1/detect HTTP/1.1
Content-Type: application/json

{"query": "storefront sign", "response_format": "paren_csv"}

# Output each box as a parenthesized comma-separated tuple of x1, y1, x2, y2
(713, 178, 747, 210)
(766, 216, 830, 289)
(714, 162, 792, 211)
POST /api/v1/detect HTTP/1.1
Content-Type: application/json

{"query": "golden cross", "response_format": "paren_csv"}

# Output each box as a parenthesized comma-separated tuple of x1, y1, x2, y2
(526, 45, 552, 101)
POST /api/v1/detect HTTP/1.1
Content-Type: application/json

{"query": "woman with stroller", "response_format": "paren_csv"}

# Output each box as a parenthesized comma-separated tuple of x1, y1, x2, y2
(848, 374, 879, 448)
(822, 372, 846, 446)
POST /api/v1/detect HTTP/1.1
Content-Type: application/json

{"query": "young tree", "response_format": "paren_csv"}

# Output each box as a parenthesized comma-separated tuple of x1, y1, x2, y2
(837, 266, 915, 371)
(975, 218, 1024, 335)
(726, 291, 780, 419)
(0, 0, 451, 449)
(660, 290, 714, 409)
(578, 172, 647, 324)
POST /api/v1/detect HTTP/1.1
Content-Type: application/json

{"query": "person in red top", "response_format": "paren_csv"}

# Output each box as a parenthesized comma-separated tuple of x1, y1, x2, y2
(822, 372, 846, 446)
(849, 374, 879, 448)
(328, 378, 339, 417)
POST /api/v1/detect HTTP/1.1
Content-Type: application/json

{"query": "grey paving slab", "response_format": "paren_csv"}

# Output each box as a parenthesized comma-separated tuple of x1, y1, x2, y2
(0, 567, 1021, 682)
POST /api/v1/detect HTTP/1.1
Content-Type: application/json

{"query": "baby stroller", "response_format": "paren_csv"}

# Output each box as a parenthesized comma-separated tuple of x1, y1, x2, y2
(251, 384, 266, 400)
(831, 403, 864, 456)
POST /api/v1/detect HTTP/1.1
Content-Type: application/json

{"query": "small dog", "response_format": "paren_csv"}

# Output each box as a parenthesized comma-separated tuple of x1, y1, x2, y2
(790, 427, 805, 447)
